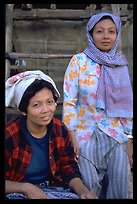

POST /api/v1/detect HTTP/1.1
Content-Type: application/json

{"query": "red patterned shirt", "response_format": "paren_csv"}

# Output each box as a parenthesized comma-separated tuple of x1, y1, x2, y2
(5, 116, 81, 186)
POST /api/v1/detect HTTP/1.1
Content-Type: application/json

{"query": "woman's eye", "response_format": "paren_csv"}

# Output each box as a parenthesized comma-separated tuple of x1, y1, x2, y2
(110, 30, 115, 34)
(48, 100, 54, 105)
(33, 103, 39, 107)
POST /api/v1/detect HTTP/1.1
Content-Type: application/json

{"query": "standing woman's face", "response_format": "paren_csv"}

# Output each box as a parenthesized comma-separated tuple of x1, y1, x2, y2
(92, 18, 117, 52)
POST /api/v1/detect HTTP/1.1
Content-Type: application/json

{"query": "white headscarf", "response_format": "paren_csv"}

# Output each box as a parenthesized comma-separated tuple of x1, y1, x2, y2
(5, 70, 60, 108)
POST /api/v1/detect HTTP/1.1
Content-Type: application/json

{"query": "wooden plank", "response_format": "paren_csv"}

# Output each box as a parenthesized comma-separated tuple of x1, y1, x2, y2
(6, 52, 73, 59)
(13, 8, 91, 20)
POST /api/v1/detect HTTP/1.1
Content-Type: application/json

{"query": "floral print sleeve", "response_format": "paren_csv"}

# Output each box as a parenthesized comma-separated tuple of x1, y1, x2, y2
(120, 118, 133, 135)
(63, 55, 79, 130)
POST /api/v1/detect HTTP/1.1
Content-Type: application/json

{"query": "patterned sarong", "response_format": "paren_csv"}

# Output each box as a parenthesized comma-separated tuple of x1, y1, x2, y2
(5, 182, 80, 199)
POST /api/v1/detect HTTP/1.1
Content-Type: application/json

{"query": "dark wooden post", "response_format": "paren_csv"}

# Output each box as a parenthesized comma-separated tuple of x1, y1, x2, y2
(5, 4, 14, 79)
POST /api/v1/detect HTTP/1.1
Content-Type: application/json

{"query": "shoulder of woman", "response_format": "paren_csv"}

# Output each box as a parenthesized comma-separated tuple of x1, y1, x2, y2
(52, 117, 69, 135)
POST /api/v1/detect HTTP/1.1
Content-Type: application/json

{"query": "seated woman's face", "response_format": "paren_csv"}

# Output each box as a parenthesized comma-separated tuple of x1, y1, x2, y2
(92, 18, 117, 52)
(26, 87, 57, 128)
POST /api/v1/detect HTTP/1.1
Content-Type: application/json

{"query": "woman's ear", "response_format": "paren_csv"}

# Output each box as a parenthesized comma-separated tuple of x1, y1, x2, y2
(55, 103, 57, 106)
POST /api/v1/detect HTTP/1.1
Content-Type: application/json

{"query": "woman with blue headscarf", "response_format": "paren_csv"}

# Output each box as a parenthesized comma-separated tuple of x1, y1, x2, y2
(63, 12, 133, 199)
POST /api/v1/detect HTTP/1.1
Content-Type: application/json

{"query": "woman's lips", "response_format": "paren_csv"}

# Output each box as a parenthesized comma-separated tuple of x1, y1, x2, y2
(41, 116, 50, 121)
(101, 42, 110, 45)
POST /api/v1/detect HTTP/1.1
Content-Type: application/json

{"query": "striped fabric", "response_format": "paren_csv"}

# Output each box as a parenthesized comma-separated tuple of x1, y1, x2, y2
(78, 127, 129, 199)
(83, 12, 133, 118)
(5, 185, 79, 199)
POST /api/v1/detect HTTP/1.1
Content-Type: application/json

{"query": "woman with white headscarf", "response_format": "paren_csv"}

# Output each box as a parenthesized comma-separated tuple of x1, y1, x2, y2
(5, 70, 97, 199)
(63, 12, 133, 199)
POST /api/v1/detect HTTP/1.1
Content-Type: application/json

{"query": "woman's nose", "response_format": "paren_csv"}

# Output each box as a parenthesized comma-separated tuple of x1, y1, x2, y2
(41, 103, 49, 112)
(103, 31, 109, 38)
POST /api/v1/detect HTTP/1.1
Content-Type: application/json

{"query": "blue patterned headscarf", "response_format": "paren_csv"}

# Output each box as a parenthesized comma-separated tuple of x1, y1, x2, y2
(84, 12, 133, 118)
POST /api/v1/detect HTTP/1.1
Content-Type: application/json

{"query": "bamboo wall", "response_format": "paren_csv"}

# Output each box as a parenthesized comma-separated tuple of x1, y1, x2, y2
(5, 4, 133, 121)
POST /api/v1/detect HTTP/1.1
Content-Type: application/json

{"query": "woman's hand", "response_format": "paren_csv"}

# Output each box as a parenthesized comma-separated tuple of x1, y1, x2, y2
(69, 177, 97, 199)
(69, 130, 79, 158)
(22, 183, 49, 199)
(126, 139, 133, 168)
(71, 135, 79, 156)
(80, 191, 97, 199)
